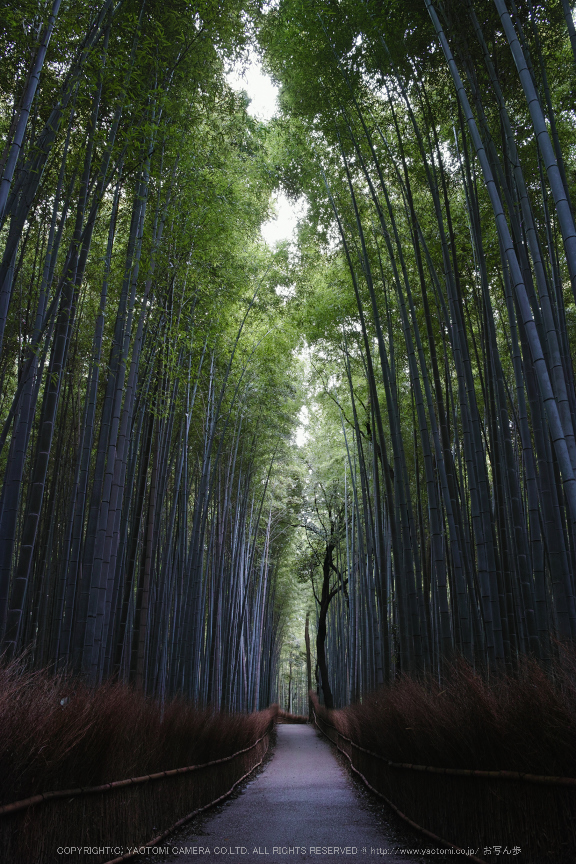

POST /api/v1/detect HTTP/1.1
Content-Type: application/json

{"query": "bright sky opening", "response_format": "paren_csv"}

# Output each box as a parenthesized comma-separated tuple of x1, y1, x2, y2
(261, 192, 308, 246)
(226, 50, 278, 122)
(296, 404, 309, 448)
(226, 53, 306, 247)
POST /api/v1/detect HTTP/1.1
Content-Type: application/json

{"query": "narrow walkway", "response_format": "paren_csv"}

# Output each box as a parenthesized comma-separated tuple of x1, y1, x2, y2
(162, 725, 439, 864)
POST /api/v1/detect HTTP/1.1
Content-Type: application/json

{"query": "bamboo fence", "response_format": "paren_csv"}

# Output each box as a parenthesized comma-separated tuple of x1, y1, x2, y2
(0, 722, 274, 864)
(312, 704, 576, 864)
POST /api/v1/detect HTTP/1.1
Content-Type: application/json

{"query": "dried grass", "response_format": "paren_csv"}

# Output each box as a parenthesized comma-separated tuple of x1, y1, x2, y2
(275, 707, 308, 724)
(311, 650, 576, 863)
(329, 652, 576, 776)
(0, 657, 275, 807)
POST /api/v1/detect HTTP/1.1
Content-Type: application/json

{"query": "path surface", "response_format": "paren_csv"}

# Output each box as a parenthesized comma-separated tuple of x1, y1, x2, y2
(159, 724, 440, 864)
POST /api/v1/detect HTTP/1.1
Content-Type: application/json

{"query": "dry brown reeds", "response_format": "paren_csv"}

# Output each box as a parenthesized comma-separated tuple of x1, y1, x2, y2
(336, 654, 576, 775)
(0, 657, 276, 863)
(311, 650, 576, 863)
(0, 657, 274, 804)
(275, 707, 308, 724)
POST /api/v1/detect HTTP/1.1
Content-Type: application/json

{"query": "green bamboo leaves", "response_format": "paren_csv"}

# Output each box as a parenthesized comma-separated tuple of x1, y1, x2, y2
(260, 0, 576, 691)
(0, 0, 301, 706)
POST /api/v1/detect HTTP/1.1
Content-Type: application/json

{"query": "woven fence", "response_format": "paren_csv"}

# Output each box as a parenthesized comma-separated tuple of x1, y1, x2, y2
(0, 716, 274, 864)
(311, 698, 576, 864)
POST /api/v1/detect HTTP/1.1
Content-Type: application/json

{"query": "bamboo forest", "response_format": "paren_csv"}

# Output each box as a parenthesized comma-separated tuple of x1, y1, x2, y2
(1, 0, 576, 861)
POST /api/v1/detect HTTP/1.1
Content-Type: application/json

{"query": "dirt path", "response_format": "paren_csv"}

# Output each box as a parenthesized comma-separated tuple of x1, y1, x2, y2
(157, 724, 442, 864)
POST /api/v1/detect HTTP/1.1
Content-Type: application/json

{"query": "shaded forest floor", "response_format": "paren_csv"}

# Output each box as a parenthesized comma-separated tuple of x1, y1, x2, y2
(3, 649, 576, 807)
(153, 724, 443, 864)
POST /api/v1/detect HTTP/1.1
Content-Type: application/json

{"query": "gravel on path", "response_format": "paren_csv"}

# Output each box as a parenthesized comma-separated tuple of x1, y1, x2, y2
(154, 724, 445, 864)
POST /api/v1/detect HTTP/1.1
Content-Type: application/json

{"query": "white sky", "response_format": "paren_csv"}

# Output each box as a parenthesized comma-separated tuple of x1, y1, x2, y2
(226, 53, 306, 248)
(262, 192, 307, 246)
(226, 54, 279, 122)
(227, 54, 310, 450)
(296, 404, 309, 448)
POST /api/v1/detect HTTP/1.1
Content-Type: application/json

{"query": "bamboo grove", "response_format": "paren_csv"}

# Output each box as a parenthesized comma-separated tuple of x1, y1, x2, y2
(0, 0, 301, 709)
(259, 0, 576, 704)
(3, 0, 576, 716)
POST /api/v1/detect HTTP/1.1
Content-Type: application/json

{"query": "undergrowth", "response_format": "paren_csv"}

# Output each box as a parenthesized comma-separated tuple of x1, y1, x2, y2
(276, 708, 308, 723)
(317, 648, 576, 776)
(0, 657, 276, 806)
